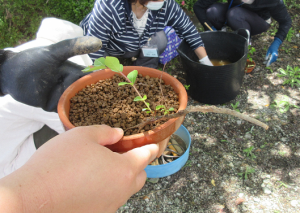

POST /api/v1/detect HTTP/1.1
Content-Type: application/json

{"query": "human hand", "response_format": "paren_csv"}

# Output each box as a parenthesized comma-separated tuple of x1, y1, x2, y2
(211, 26, 217, 31)
(264, 37, 282, 67)
(0, 125, 159, 213)
(199, 55, 213, 66)
(0, 36, 102, 112)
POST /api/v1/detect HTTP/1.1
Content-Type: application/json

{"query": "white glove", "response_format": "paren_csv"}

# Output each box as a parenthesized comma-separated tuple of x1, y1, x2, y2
(199, 56, 213, 66)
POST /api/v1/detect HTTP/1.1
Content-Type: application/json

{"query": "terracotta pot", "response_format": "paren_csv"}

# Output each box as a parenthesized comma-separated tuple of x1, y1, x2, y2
(245, 59, 256, 73)
(57, 66, 188, 156)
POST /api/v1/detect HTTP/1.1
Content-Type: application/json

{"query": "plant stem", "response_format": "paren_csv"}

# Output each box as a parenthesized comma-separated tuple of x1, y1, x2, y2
(119, 72, 152, 112)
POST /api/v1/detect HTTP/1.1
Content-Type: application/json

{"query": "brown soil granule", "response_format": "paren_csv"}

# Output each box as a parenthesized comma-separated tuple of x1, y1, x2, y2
(69, 74, 180, 135)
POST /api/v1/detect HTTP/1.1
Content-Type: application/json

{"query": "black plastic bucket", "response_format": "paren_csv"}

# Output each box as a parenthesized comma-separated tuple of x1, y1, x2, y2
(177, 30, 249, 104)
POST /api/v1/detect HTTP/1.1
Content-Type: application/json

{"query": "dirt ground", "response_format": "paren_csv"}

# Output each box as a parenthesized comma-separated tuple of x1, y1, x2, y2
(117, 4, 300, 213)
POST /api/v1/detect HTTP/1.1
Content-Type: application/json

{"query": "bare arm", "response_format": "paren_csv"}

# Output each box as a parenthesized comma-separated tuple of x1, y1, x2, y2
(194, 46, 213, 66)
(0, 125, 158, 213)
(194, 46, 208, 60)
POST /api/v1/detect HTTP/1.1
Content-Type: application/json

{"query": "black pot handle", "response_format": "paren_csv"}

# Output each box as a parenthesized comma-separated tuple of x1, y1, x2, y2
(234, 28, 250, 46)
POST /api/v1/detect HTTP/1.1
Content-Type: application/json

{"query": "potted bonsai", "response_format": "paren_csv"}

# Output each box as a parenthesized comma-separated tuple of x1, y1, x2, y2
(245, 46, 256, 73)
(58, 57, 188, 156)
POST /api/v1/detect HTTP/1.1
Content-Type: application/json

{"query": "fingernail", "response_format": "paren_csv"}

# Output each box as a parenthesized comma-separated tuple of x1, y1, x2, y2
(114, 127, 124, 135)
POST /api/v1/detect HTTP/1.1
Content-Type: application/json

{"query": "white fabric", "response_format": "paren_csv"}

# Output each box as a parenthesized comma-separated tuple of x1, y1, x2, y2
(0, 17, 91, 178)
(199, 56, 213, 66)
(241, 0, 255, 4)
(145, 1, 165, 10)
(0, 95, 65, 178)
(132, 9, 149, 37)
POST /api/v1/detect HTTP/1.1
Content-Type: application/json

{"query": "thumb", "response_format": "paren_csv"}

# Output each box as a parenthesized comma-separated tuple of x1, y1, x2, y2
(266, 54, 273, 67)
(265, 51, 270, 61)
(47, 36, 102, 63)
(68, 125, 124, 146)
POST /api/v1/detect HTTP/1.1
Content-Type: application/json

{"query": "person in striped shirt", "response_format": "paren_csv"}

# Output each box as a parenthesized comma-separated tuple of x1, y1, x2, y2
(80, 0, 213, 68)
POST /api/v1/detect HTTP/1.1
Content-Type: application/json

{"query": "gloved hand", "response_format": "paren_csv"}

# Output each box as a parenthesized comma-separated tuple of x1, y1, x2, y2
(211, 26, 217, 31)
(264, 37, 282, 67)
(0, 36, 102, 112)
(199, 55, 213, 66)
(204, 22, 217, 31)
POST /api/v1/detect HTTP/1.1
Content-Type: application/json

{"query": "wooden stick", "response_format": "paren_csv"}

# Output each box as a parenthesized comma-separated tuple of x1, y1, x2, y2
(125, 105, 269, 132)
(204, 22, 213, 31)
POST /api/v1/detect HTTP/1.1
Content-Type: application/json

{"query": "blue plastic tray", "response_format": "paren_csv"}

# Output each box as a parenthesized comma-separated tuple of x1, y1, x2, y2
(145, 125, 191, 178)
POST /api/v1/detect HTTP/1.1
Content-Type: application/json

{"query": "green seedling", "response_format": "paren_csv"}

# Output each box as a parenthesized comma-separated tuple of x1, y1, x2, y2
(183, 160, 192, 168)
(248, 126, 255, 135)
(266, 67, 273, 73)
(238, 166, 255, 180)
(155, 105, 175, 115)
(231, 101, 240, 112)
(278, 151, 287, 156)
(247, 46, 256, 62)
(280, 46, 292, 54)
(260, 142, 268, 149)
(277, 181, 288, 188)
(184, 84, 190, 90)
(277, 65, 300, 87)
(83, 56, 152, 113)
(271, 95, 299, 113)
(243, 146, 256, 159)
(285, 27, 295, 42)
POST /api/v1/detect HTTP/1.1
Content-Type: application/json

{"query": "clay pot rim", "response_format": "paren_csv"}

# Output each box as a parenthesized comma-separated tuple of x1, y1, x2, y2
(57, 66, 188, 141)
(245, 59, 256, 73)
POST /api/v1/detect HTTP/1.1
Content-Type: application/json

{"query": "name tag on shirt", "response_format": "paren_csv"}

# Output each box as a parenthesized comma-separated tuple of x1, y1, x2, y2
(142, 47, 159, 57)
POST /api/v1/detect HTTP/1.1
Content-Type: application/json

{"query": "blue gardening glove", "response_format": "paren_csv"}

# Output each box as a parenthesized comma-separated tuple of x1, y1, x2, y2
(264, 37, 282, 67)
(204, 22, 217, 31)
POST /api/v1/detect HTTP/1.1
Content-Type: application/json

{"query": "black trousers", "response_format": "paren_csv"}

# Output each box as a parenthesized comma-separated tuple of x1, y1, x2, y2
(207, 3, 270, 37)
(104, 30, 168, 69)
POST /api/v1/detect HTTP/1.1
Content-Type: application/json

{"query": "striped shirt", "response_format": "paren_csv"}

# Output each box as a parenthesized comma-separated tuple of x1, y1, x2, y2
(80, 0, 204, 61)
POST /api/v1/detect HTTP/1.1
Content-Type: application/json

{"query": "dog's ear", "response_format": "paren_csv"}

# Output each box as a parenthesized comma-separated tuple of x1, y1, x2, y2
(0, 50, 17, 96)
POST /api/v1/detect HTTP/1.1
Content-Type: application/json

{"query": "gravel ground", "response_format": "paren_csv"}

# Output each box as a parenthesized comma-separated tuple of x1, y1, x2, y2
(117, 4, 300, 213)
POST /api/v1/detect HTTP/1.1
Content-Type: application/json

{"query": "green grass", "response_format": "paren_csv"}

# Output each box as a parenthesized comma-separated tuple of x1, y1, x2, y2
(0, 0, 94, 48)
(278, 65, 300, 87)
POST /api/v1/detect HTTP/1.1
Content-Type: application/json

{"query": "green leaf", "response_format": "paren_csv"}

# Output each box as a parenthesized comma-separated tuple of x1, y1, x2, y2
(168, 107, 175, 111)
(156, 105, 164, 110)
(105, 56, 121, 72)
(134, 95, 147, 102)
(118, 82, 131, 86)
(82, 67, 92, 72)
(94, 57, 106, 66)
(127, 70, 138, 84)
(82, 65, 106, 72)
